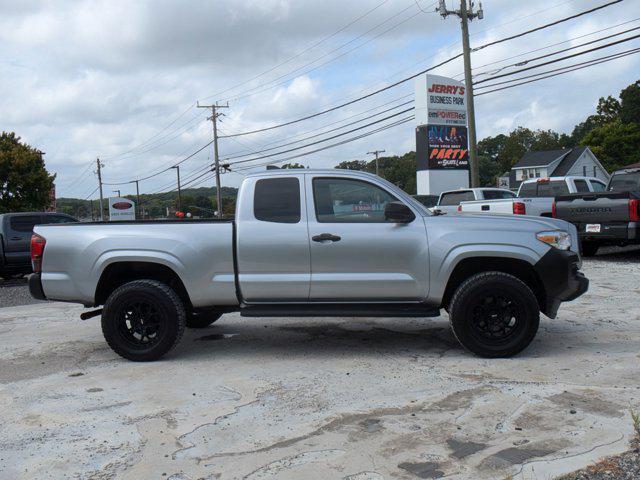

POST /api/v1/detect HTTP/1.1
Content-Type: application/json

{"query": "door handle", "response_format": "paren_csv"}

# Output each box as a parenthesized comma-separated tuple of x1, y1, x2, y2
(10, 236, 21, 241)
(312, 233, 341, 243)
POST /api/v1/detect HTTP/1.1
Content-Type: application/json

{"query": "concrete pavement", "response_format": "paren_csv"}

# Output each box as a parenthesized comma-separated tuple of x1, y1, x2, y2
(0, 250, 639, 479)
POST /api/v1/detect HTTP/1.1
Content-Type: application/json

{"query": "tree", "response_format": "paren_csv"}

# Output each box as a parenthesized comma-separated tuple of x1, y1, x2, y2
(0, 132, 55, 214)
(619, 80, 640, 125)
(478, 155, 502, 186)
(477, 127, 573, 174)
(280, 162, 306, 169)
(581, 120, 640, 172)
(335, 160, 368, 170)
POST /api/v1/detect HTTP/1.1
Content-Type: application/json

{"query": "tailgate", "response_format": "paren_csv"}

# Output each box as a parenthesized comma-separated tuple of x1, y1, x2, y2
(555, 192, 634, 223)
(459, 199, 512, 214)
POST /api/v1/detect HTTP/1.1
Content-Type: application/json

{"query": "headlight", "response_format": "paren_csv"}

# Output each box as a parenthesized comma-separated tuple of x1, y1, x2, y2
(536, 231, 571, 250)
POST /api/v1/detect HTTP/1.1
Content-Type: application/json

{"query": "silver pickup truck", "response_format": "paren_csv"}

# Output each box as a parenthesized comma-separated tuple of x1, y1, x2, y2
(29, 169, 588, 361)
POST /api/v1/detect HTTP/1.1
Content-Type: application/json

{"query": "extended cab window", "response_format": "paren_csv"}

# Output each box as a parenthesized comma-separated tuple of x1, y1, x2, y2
(574, 180, 590, 193)
(313, 178, 399, 223)
(254, 177, 300, 223)
(439, 191, 474, 205)
(10, 215, 41, 233)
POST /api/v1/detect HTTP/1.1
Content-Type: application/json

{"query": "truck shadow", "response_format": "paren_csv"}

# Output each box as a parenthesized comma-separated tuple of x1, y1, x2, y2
(586, 245, 640, 263)
(173, 317, 558, 361)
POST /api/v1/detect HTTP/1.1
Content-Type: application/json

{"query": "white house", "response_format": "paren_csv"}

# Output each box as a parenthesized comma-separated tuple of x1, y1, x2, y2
(509, 146, 609, 190)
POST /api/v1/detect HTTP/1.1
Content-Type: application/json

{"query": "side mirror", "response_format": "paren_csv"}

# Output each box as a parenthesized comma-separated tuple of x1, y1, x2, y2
(384, 201, 415, 223)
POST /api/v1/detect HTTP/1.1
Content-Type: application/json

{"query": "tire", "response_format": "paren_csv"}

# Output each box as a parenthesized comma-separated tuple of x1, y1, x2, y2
(581, 242, 599, 257)
(101, 280, 186, 361)
(448, 272, 540, 358)
(186, 310, 223, 328)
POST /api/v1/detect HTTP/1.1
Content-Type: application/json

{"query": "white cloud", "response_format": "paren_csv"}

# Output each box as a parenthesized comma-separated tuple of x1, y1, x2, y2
(1, 0, 638, 197)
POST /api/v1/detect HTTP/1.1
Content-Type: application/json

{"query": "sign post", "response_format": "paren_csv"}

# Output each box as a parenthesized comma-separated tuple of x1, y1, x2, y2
(415, 74, 470, 195)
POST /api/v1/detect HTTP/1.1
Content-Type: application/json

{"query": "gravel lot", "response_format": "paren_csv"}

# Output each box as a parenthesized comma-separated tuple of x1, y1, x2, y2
(0, 247, 639, 480)
(0, 277, 47, 308)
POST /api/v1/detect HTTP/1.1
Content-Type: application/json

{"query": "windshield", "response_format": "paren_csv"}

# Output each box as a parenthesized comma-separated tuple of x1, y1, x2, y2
(608, 171, 640, 192)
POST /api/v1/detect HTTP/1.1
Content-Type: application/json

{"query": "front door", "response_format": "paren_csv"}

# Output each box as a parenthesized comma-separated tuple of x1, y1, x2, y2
(305, 175, 429, 302)
(236, 175, 310, 302)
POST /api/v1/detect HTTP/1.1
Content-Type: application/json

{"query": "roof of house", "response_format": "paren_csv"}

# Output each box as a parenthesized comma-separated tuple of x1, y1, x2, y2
(552, 146, 589, 176)
(618, 162, 640, 170)
(512, 149, 569, 169)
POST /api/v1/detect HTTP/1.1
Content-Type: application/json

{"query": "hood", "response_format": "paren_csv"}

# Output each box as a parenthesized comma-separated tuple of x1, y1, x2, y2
(431, 213, 580, 254)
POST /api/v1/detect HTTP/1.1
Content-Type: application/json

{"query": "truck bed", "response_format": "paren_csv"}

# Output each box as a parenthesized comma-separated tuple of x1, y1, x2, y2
(35, 220, 238, 307)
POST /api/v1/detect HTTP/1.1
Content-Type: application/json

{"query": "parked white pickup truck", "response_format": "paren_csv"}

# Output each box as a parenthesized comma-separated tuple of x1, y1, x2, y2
(459, 176, 607, 217)
(29, 169, 588, 361)
(434, 188, 516, 214)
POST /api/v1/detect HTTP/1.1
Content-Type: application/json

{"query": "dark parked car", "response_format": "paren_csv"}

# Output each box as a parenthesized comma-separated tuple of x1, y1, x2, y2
(0, 212, 77, 278)
(555, 163, 640, 256)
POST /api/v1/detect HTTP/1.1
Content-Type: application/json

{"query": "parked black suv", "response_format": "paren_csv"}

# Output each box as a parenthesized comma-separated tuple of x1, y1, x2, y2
(0, 212, 77, 278)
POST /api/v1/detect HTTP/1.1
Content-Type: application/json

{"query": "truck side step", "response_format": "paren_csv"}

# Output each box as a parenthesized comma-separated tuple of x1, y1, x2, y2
(240, 303, 440, 318)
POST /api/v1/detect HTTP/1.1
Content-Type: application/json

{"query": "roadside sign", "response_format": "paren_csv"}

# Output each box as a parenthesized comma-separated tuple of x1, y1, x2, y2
(108, 197, 136, 221)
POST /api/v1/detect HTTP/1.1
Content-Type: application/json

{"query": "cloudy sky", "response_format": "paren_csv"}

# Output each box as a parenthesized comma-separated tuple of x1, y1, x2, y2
(1, 0, 639, 198)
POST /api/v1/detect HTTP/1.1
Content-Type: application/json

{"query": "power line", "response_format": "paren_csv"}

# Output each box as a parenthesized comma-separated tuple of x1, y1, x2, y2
(101, 103, 198, 160)
(219, 0, 622, 139)
(222, 99, 414, 160)
(219, 93, 414, 157)
(101, 140, 213, 185)
(472, 0, 624, 52)
(229, 115, 414, 171)
(224, 108, 413, 166)
(472, 24, 640, 78)
(201, 0, 392, 101)
(475, 47, 640, 96)
(467, 16, 640, 75)
(223, 3, 429, 103)
(474, 32, 640, 85)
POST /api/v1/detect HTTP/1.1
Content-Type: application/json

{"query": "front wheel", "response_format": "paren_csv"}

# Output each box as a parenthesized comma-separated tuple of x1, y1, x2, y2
(101, 280, 186, 361)
(448, 272, 540, 358)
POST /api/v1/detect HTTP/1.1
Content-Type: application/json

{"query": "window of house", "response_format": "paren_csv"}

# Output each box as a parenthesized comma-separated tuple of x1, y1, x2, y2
(253, 177, 301, 223)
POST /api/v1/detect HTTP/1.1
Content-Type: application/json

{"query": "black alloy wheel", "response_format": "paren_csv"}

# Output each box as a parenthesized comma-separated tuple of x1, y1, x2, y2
(448, 272, 540, 358)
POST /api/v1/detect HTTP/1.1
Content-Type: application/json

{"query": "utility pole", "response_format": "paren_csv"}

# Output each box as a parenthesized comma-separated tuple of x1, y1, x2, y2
(133, 180, 141, 218)
(113, 189, 121, 197)
(171, 165, 182, 212)
(96, 158, 105, 221)
(437, 0, 483, 187)
(198, 101, 229, 218)
(367, 150, 386, 177)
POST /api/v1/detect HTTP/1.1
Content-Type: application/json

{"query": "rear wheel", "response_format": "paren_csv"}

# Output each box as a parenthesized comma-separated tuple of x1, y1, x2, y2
(448, 272, 540, 358)
(581, 242, 599, 257)
(101, 280, 186, 361)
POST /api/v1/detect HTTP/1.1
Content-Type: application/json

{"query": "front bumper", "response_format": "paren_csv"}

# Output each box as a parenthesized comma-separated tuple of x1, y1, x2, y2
(534, 248, 589, 318)
(28, 273, 47, 300)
